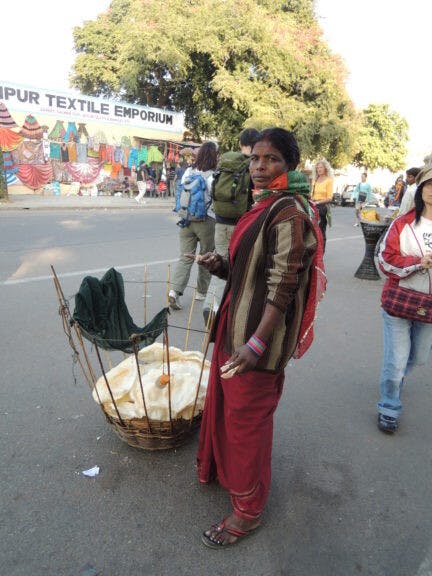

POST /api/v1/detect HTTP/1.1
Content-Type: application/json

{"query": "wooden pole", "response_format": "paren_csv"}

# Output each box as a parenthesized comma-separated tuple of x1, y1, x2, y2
(184, 288, 196, 350)
(143, 265, 148, 325)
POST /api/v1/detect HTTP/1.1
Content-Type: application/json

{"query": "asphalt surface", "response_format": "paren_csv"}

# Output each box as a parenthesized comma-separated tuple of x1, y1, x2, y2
(1, 203, 432, 576)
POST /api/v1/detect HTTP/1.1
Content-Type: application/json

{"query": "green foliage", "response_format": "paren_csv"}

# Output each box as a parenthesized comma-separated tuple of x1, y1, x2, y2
(0, 150, 8, 200)
(353, 104, 408, 171)
(71, 0, 357, 165)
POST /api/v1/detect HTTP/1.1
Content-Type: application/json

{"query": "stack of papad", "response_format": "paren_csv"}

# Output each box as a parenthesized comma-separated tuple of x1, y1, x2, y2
(92, 342, 210, 421)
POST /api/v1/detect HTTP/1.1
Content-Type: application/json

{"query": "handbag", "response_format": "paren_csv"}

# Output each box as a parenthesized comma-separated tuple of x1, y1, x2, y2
(381, 283, 432, 323)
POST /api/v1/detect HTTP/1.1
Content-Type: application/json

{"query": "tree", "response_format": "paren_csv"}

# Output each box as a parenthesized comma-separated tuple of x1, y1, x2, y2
(0, 151, 8, 201)
(353, 103, 408, 172)
(71, 0, 357, 166)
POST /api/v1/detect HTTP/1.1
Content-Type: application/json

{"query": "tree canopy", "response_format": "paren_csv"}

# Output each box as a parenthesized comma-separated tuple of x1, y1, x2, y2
(353, 104, 408, 172)
(71, 0, 358, 166)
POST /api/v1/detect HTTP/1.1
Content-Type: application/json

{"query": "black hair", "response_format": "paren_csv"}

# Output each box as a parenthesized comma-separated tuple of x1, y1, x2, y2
(252, 127, 300, 170)
(414, 180, 430, 223)
(195, 141, 218, 172)
(239, 128, 260, 148)
(406, 167, 421, 178)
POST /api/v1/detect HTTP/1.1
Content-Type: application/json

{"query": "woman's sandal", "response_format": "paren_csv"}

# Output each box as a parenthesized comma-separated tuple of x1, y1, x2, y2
(201, 517, 261, 549)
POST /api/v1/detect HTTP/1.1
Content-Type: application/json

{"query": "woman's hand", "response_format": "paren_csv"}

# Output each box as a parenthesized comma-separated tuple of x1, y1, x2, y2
(220, 345, 259, 378)
(185, 251, 223, 273)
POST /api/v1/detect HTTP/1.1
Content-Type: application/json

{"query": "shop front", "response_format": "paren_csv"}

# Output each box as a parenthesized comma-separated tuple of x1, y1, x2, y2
(0, 80, 194, 196)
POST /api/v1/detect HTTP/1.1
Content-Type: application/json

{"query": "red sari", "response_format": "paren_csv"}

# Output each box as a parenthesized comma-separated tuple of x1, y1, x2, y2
(197, 194, 284, 520)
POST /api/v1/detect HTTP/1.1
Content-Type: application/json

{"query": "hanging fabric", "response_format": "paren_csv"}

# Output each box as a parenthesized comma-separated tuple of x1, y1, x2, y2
(77, 123, 89, 143)
(65, 159, 102, 183)
(174, 144, 180, 163)
(64, 122, 78, 143)
(0, 102, 19, 128)
(48, 120, 66, 141)
(19, 114, 44, 140)
(0, 127, 22, 151)
(17, 164, 53, 189)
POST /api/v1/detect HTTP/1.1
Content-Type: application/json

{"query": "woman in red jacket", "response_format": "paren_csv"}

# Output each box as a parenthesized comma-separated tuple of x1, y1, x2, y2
(377, 166, 432, 433)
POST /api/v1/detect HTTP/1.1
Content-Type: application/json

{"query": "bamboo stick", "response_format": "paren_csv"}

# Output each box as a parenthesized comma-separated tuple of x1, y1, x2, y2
(143, 265, 148, 325)
(184, 287, 196, 350)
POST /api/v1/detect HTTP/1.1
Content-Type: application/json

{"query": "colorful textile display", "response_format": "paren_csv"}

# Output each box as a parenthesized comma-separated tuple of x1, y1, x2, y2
(0, 103, 18, 128)
(60, 143, 69, 162)
(0, 127, 22, 151)
(127, 147, 139, 168)
(64, 122, 78, 143)
(137, 146, 148, 164)
(51, 159, 72, 183)
(65, 159, 102, 183)
(17, 164, 53, 189)
(77, 123, 89, 142)
(67, 142, 78, 162)
(15, 141, 44, 165)
(3, 151, 18, 174)
(76, 143, 88, 164)
(50, 142, 61, 160)
(49, 120, 66, 141)
(147, 145, 163, 163)
(19, 114, 44, 140)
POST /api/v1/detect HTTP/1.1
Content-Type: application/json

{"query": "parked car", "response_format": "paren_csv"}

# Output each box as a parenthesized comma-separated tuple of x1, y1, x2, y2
(331, 190, 342, 205)
(340, 184, 356, 206)
(340, 184, 382, 207)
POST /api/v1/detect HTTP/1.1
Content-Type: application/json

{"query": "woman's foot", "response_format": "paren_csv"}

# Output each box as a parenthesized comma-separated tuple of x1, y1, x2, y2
(378, 413, 398, 433)
(202, 513, 261, 548)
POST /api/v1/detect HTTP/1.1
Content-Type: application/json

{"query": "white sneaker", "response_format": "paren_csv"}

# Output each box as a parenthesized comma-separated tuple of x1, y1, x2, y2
(168, 290, 182, 310)
(195, 292, 206, 301)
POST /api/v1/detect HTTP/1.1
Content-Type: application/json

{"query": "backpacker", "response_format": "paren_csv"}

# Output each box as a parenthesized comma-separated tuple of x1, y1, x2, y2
(211, 152, 251, 219)
(174, 173, 209, 226)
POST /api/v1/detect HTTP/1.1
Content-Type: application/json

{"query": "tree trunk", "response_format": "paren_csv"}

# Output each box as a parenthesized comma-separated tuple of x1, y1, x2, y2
(0, 150, 9, 201)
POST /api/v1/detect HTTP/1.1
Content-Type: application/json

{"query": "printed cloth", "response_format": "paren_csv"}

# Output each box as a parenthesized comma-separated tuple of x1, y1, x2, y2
(0, 127, 22, 151)
(0, 102, 18, 128)
(17, 164, 53, 188)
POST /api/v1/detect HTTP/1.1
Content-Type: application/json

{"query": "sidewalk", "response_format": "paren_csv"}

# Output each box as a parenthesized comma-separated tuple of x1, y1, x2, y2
(0, 193, 175, 211)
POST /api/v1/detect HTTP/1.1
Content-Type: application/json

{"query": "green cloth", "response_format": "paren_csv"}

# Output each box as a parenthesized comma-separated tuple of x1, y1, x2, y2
(73, 267, 168, 353)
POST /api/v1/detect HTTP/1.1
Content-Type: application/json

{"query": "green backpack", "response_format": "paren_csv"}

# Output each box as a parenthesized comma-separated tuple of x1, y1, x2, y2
(211, 152, 251, 219)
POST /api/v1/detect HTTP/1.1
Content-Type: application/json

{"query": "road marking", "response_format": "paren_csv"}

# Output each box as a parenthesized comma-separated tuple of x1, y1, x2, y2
(1, 234, 362, 286)
(2, 258, 177, 286)
(328, 234, 362, 242)
(416, 550, 432, 576)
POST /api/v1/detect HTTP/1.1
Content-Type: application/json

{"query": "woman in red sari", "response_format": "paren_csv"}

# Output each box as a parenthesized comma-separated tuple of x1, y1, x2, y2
(195, 128, 325, 548)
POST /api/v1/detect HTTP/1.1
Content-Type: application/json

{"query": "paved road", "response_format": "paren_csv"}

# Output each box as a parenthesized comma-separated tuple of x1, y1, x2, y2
(1, 206, 431, 576)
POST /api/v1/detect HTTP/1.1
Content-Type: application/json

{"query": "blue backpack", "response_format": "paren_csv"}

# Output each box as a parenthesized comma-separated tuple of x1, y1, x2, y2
(174, 173, 210, 226)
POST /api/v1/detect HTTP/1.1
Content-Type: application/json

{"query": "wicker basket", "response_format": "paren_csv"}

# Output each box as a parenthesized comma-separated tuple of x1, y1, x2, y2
(104, 411, 203, 450)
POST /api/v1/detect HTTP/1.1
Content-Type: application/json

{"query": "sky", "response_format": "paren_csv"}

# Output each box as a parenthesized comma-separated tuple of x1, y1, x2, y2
(2, 0, 430, 167)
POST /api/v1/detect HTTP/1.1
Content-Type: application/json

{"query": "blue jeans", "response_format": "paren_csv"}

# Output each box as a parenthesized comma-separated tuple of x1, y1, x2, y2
(378, 309, 432, 418)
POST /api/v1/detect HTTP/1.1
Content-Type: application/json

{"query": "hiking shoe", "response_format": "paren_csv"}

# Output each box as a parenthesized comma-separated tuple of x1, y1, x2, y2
(195, 292, 206, 301)
(168, 290, 182, 310)
(377, 413, 398, 433)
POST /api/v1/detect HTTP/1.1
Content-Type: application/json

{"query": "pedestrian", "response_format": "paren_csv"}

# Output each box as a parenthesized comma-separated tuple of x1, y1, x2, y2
(311, 158, 334, 251)
(385, 175, 406, 208)
(168, 142, 218, 310)
(168, 163, 176, 196)
(353, 172, 373, 224)
(135, 161, 148, 203)
(398, 167, 421, 215)
(195, 128, 325, 548)
(202, 127, 260, 324)
(377, 165, 432, 433)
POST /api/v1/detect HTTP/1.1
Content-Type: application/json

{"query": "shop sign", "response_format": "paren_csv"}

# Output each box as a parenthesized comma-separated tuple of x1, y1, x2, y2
(0, 80, 184, 135)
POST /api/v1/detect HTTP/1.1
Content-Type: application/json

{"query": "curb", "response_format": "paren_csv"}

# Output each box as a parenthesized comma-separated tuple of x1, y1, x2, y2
(0, 197, 176, 212)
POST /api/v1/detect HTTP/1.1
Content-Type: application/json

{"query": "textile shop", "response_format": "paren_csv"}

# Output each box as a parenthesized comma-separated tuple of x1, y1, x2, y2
(0, 81, 194, 196)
